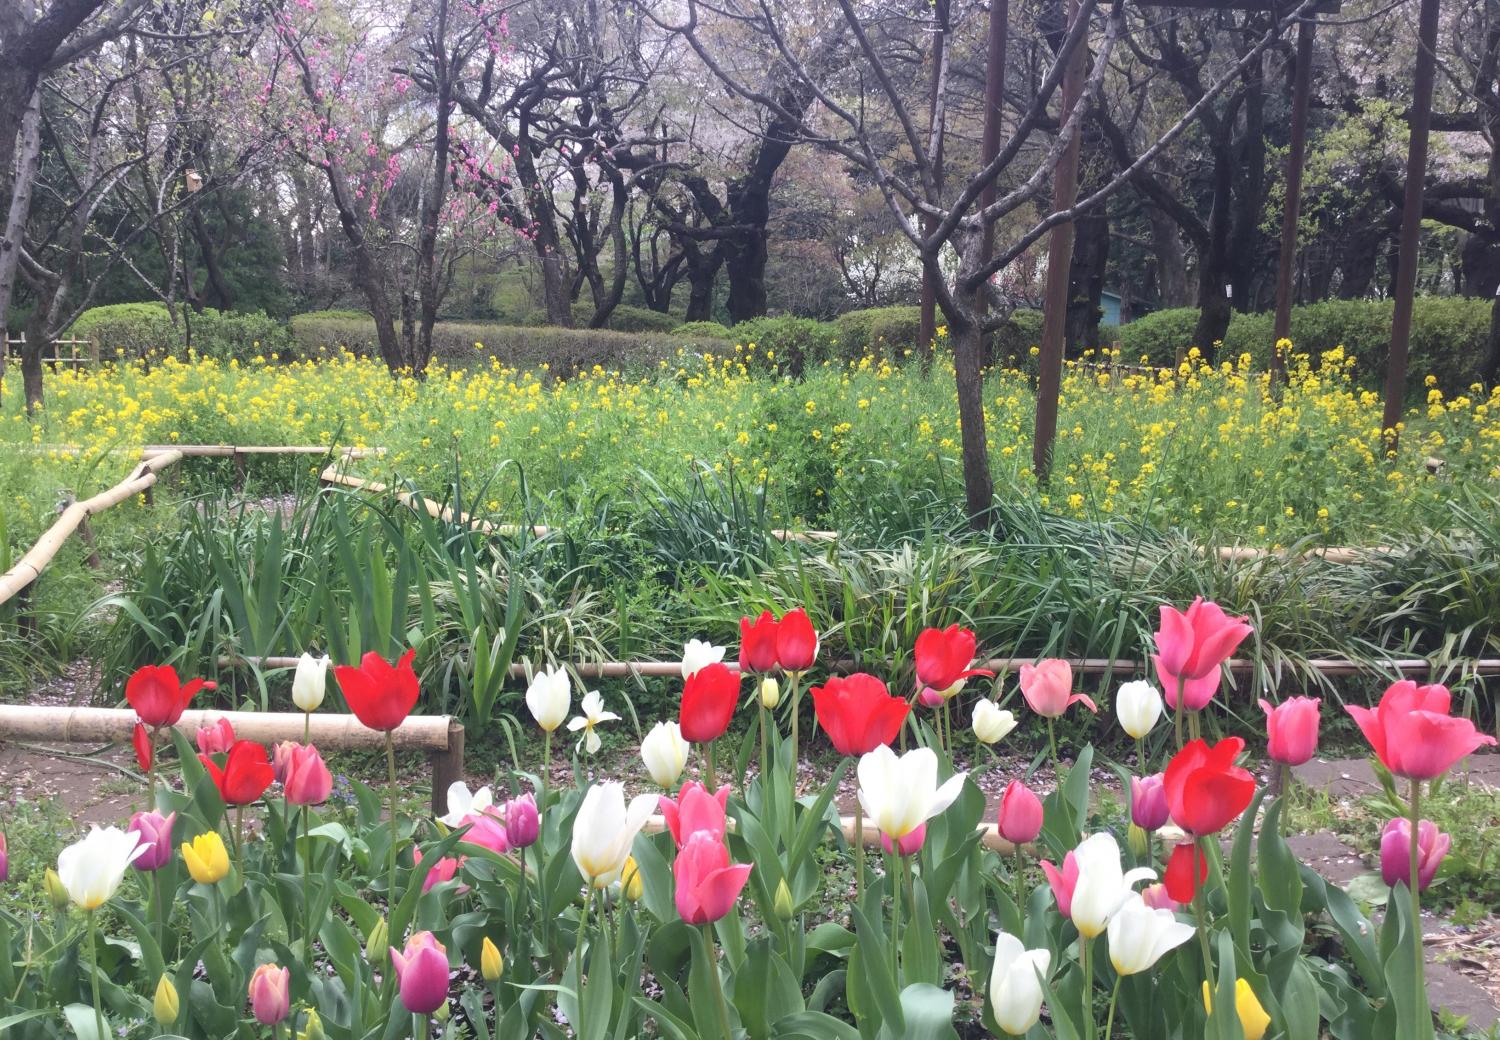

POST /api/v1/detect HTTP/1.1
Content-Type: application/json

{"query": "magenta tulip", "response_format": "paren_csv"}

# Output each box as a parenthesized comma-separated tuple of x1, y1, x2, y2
(503, 794, 540, 849)
(1380, 818, 1450, 892)
(282, 744, 333, 805)
(390, 932, 450, 1013)
(1260, 696, 1322, 766)
(194, 717, 236, 756)
(413, 849, 465, 892)
(658, 782, 730, 846)
(1347, 680, 1496, 780)
(1040, 851, 1079, 918)
(461, 812, 510, 854)
(996, 781, 1044, 845)
(0, 830, 8, 882)
(880, 823, 927, 857)
(1130, 774, 1170, 831)
(1019, 659, 1096, 718)
(247, 963, 290, 1026)
(673, 830, 752, 925)
(126, 810, 176, 872)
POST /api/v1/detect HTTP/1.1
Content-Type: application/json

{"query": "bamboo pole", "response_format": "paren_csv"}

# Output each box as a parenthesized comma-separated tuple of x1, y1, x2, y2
(0, 450, 183, 606)
(17, 444, 385, 458)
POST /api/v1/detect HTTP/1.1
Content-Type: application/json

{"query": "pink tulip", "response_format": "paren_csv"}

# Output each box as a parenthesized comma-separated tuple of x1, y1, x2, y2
(0, 831, 7, 882)
(659, 782, 730, 846)
(195, 717, 236, 756)
(413, 849, 465, 893)
(282, 744, 333, 805)
(1140, 882, 1181, 912)
(1130, 774, 1170, 831)
(390, 931, 450, 1013)
(247, 963, 290, 1025)
(503, 794, 540, 848)
(1347, 680, 1496, 780)
(461, 812, 510, 854)
(126, 810, 176, 872)
(1153, 599, 1252, 708)
(1019, 659, 1096, 718)
(1039, 851, 1079, 918)
(673, 830, 752, 925)
(271, 740, 298, 784)
(916, 686, 946, 708)
(996, 781, 1044, 845)
(1380, 818, 1450, 892)
(880, 823, 927, 857)
(1260, 697, 1322, 766)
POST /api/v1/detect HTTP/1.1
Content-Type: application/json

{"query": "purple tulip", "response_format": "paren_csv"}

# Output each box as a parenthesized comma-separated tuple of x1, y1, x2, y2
(126, 811, 177, 872)
(1130, 774, 1170, 831)
(503, 793, 540, 849)
(1380, 817, 1450, 893)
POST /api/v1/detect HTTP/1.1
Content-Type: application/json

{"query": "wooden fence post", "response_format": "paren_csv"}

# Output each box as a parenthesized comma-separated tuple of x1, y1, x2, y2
(430, 720, 466, 815)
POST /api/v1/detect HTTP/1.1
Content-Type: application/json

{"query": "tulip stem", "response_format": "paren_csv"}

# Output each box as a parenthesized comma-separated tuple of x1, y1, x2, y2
(705, 739, 718, 791)
(1079, 935, 1094, 1040)
(541, 729, 552, 807)
(302, 804, 313, 951)
(303, 714, 310, 745)
(1134, 737, 1145, 774)
(87, 909, 105, 1040)
(574, 887, 591, 1037)
(703, 923, 735, 1040)
(1103, 975, 1122, 1038)
(1045, 718, 1060, 778)
(234, 805, 245, 880)
(851, 795, 865, 910)
(154, 867, 165, 958)
(386, 732, 399, 907)
(890, 853, 904, 983)
(787, 671, 802, 792)
(758, 702, 770, 783)
(1409, 778, 1427, 1026)
(1192, 837, 1215, 990)
(1173, 677, 1186, 751)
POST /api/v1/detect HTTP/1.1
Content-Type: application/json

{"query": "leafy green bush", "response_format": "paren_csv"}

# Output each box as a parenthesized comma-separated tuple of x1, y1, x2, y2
(726, 316, 840, 374)
(672, 321, 734, 339)
(833, 306, 922, 357)
(70, 303, 294, 362)
(991, 308, 1045, 365)
(292, 308, 372, 323)
(603, 305, 680, 333)
(1119, 297, 1493, 390)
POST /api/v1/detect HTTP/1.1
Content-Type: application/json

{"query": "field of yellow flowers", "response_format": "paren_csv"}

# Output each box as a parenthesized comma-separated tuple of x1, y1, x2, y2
(3, 344, 1498, 549)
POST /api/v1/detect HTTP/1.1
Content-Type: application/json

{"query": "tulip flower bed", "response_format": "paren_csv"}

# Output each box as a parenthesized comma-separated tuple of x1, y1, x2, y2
(1, 597, 1496, 1039)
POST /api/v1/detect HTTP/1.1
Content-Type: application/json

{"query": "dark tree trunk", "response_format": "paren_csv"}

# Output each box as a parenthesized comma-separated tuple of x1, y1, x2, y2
(412, 0, 452, 372)
(1192, 151, 1235, 356)
(682, 242, 720, 322)
(1484, 295, 1500, 386)
(1227, 58, 1266, 313)
(723, 230, 768, 325)
(1065, 178, 1109, 352)
(951, 315, 994, 522)
(1147, 203, 1190, 307)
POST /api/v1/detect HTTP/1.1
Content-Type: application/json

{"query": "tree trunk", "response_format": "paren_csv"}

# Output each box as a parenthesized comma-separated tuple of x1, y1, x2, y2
(1065, 192, 1109, 352)
(0, 89, 41, 337)
(723, 228, 768, 325)
(952, 314, 995, 525)
(1228, 56, 1266, 313)
(1483, 292, 1500, 387)
(413, 0, 452, 373)
(1146, 202, 1190, 307)
(1192, 152, 1235, 356)
(683, 242, 720, 322)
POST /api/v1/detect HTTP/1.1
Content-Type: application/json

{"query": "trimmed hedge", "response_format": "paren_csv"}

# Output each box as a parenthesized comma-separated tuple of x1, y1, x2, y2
(672, 321, 734, 339)
(833, 306, 922, 357)
(69, 303, 295, 362)
(1118, 297, 1494, 389)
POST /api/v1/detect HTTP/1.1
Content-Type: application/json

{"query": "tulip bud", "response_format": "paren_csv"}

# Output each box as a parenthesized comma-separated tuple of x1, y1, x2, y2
(621, 856, 643, 902)
(971, 700, 1016, 744)
(1202, 978, 1271, 1040)
(365, 916, 389, 965)
(759, 676, 781, 709)
(292, 652, 329, 713)
(153, 974, 179, 1026)
(773, 878, 794, 921)
(44, 868, 70, 909)
(480, 936, 503, 982)
(640, 721, 690, 789)
(298, 1008, 326, 1040)
(434, 1001, 450, 1022)
(1127, 823, 1149, 859)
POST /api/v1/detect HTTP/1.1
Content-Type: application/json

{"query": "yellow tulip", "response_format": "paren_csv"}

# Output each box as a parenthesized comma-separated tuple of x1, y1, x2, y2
(180, 831, 229, 884)
(1202, 978, 1271, 1040)
(480, 936, 503, 982)
(297, 1008, 326, 1040)
(621, 856, 643, 902)
(152, 974, 179, 1026)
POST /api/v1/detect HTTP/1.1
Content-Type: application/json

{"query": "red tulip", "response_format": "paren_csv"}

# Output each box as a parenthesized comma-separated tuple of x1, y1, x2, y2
(1162, 737, 1255, 836)
(1164, 841, 1208, 903)
(811, 673, 910, 757)
(996, 781, 1044, 845)
(914, 625, 994, 693)
(673, 830, 752, 925)
(1346, 680, 1496, 780)
(200, 740, 275, 806)
(659, 782, 729, 846)
(282, 744, 333, 805)
(775, 608, 818, 672)
(880, 823, 927, 857)
(334, 650, 420, 732)
(1152, 599, 1251, 709)
(678, 662, 741, 743)
(126, 665, 215, 728)
(1019, 659, 1096, 718)
(1379, 818, 1450, 892)
(413, 849, 465, 892)
(1040, 851, 1079, 918)
(133, 722, 153, 772)
(1260, 696, 1322, 766)
(738, 611, 779, 672)
(1130, 773, 1170, 831)
(195, 717, 236, 756)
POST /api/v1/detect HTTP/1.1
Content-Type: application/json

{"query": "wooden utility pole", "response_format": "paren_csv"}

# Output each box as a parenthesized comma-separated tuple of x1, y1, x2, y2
(1270, 18, 1315, 383)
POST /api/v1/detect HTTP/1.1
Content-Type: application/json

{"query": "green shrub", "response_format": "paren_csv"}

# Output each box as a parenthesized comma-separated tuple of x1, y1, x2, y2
(727, 316, 840, 374)
(991, 309, 1045, 365)
(1118, 297, 1493, 391)
(292, 308, 373, 323)
(69, 303, 293, 362)
(833, 305, 922, 357)
(672, 321, 734, 339)
(68, 302, 176, 359)
(604, 305, 680, 333)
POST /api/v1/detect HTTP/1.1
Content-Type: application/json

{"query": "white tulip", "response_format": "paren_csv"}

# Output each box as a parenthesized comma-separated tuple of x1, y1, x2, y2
(1069, 832, 1157, 938)
(758, 676, 781, 709)
(566, 690, 621, 754)
(1115, 680, 1164, 740)
(988, 931, 1051, 1035)
(525, 666, 572, 733)
(681, 639, 726, 679)
(291, 652, 328, 713)
(972, 700, 1017, 744)
(1106, 893, 1196, 975)
(57, 826, 149, 910)
(438, 781, 494, 828)
(571, 782, 658, 888)
(640, 721, 690, 788)
(855, 745, 967, 841)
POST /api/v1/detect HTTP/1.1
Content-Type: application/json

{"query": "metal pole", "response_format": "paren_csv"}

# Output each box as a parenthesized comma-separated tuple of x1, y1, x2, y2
(1033, 0, 1086, 483)
(919, 0, 950, 354)
(1271, 18, 1315, 383)
(1381, 0, 1440, 449)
